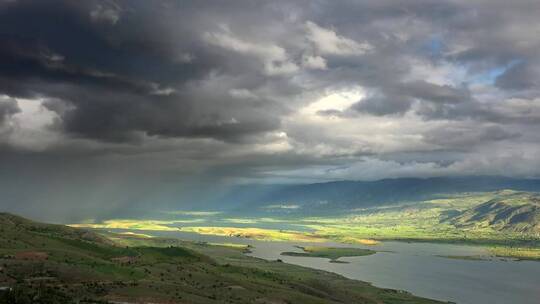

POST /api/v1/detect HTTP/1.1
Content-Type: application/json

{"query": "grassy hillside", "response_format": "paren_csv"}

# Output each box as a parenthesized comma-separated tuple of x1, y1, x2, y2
(0, 213, 443, 304)
(445, 191, 540, 235)
(308, 191, 540, 243)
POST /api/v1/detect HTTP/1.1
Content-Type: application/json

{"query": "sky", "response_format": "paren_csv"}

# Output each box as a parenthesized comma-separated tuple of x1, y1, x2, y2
(1, 0, 540, 221)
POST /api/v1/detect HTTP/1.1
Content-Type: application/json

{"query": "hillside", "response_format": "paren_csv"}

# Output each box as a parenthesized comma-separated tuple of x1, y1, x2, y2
(0, 213, 442, 304)
(0, 212, 112, 245)
(446, 192, 540, 235)
(159, 191, 540, 260)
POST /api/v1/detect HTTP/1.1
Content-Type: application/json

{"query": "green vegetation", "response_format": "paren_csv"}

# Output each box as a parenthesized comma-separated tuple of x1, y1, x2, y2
(282, 246, 376, 262)
(489, 246, 540, 261)
(72, 190, 540, 261)
(435, 255, 491, 261)
(437, 248, 540, 262)
(177, 226, 328, 242)
(303, 191, 540, 260)
(0, 213, 443, 303)
(306, 191, 538, 245)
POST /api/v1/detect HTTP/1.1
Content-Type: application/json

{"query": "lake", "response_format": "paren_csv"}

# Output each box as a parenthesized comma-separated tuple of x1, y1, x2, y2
(130, 230, 540, 304)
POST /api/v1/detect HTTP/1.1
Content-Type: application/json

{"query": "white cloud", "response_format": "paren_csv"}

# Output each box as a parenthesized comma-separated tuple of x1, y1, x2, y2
(300, 87, 364, 115)
(203, 26, 299, 75)
(405, 57, 467, 86)
(7, 97, 63, 151)
(305, 21, 372, 56)
(491, 97, 540, 121)
(150, 83, 176, 96)
(229, 89, 259, 99)
(90, 3, 121, 25)
(302, 55, 327, 70)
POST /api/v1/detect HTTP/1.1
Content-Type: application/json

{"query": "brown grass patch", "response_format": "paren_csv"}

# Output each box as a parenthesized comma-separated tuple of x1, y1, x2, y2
(15, 251, 48, 261)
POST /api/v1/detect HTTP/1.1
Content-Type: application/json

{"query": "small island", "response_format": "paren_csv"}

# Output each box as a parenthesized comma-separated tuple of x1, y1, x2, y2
(281, 246, 376, 263)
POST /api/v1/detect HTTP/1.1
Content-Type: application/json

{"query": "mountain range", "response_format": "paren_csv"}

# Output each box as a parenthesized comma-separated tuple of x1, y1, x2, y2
(209, 176, 540, 215)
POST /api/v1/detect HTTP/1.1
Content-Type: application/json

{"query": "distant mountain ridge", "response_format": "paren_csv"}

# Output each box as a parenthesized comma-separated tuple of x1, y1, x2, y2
(212, 176, 540, 214)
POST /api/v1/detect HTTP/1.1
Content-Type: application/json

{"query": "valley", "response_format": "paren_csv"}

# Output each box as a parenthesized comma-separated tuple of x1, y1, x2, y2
(3, 2, 540, 303)
(73, 190, 540, 260)
(2, 188, 540, 303)
(0, 212, 443, 304)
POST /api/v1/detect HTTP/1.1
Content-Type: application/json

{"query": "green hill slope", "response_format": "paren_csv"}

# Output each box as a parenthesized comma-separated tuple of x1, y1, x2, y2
(0, 213, 442, 304)
(0, 212, 113, 245)
(446, 192, 540, 235)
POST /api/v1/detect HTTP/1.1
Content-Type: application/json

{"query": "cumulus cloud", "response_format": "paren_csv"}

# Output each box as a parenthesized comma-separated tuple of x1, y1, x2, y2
(0, 95, 19, 126)
(301, 55, 327, 70)
(0, 0, 540, 220)
(90, 1, 121, 25)
(305, 21, 372, 56)
(203, 26, 299, 75)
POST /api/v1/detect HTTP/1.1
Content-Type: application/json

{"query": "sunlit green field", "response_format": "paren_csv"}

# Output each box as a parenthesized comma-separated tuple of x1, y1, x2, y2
(73, 191, 540, 260)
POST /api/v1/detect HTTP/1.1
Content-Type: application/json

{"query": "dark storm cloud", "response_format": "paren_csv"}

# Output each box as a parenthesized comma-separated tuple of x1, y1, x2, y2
(0, 96, 19, 125)
(398, 81, 470, 104)
(495, 61, 540, 91)
(423, 125, 521, 150)
(1, 0, 537, 141)
(1, 0, 540, 221)
(0, 0, 294, 142)
(352, 81, 471, 116)
(352, 94, 413, 116)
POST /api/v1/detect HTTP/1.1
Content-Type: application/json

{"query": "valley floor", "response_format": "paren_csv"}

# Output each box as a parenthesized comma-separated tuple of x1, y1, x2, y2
(72, 191, 540, 261)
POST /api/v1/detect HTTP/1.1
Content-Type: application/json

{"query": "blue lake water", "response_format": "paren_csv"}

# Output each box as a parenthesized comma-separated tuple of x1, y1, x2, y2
(122, 230, 540, 304)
